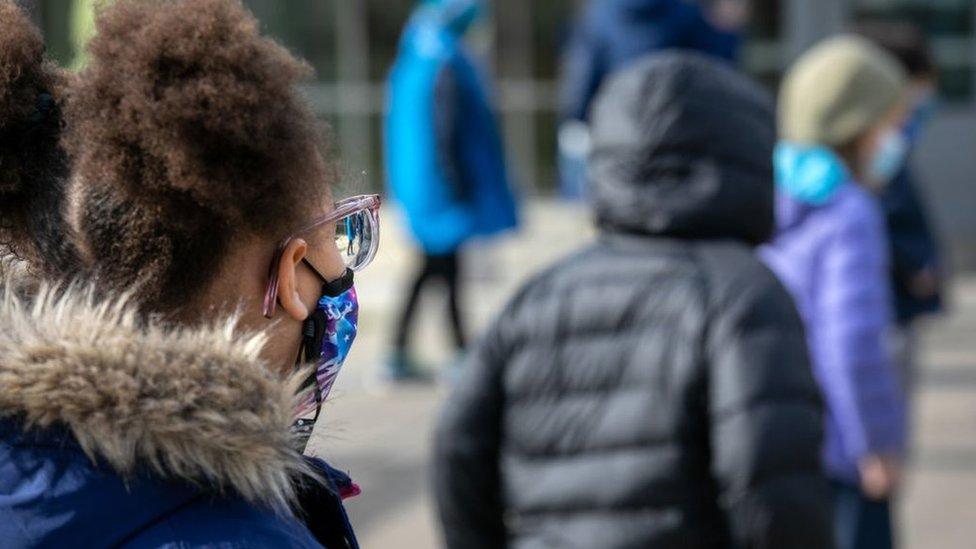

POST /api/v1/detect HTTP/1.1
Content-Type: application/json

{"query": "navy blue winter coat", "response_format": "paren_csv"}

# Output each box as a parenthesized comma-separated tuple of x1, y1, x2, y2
(560, 0, 741, 123)
(0, 283, 358, 548)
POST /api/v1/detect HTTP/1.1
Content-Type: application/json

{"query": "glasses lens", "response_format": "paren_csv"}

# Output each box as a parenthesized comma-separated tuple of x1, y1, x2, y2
(334, 208, 379, 271)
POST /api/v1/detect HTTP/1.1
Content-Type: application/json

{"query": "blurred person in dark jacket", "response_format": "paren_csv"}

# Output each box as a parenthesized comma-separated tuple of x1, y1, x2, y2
(434, 52, 833, 549)
(856, 19, 945, 413)
(557, 0, 748, 197)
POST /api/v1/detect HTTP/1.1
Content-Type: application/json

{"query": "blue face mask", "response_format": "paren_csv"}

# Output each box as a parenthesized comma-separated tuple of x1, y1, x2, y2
(292, 267, 359, 450)
(866, 129, 909, 188)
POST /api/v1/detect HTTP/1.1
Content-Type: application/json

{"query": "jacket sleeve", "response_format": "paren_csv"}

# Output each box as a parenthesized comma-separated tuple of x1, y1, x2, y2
(707, 267, 834, 549)
(818, 211, 906, 461)
(433, 322, 507, 549)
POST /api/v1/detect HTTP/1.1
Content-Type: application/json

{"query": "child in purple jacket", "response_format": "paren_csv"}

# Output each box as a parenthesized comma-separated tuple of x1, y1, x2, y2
(762, 36, 910, 549)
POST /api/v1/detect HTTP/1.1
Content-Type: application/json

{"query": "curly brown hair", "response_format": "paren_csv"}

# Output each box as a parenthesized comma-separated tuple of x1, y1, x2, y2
(0, 1, 79, 274)
(66, 0, 336, 312)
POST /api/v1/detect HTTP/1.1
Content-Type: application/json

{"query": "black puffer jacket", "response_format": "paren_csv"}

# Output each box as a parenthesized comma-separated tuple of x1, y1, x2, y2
(434, 53, 833, 549)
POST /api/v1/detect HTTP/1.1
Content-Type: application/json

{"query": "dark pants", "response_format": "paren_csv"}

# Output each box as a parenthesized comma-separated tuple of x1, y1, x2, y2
(394, 252, 466, 352)
(833, 481, 894, 549)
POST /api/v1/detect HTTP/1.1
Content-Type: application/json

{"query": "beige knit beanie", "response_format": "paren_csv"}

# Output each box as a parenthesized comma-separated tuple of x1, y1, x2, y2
(779, 35, 908, 147)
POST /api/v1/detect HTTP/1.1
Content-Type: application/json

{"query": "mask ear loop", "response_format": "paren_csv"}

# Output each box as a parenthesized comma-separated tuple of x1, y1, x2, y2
(292, 306, 328, 450)
(309, 263, 355, 297)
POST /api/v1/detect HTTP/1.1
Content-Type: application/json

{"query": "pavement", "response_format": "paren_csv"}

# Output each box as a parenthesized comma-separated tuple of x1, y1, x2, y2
(309, 200, 976, 549)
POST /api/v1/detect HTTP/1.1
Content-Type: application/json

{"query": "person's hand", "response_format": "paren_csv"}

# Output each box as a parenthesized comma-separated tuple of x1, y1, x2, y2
(859, 454, 902, 500)
(910, 266, 941, 299)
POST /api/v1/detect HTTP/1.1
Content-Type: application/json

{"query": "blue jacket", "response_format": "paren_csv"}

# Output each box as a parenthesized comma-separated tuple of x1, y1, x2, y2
(386, 0, 518, 255)
(880, 166, 944, 324)
(0, 423, 362, 548)
(762, 182, 906, 485)
(560, 0, 741, 123)
(0, 283, 358, 548)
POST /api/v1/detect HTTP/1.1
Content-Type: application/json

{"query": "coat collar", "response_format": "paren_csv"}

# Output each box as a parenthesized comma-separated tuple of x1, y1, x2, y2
(0, 273, 312, 513)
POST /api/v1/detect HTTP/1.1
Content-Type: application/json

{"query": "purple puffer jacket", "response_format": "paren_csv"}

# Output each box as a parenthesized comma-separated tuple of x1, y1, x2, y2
(762, 182, 906, 485)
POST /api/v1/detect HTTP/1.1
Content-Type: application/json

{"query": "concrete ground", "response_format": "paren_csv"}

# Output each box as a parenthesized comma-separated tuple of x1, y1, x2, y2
(309, 200, 976, 548)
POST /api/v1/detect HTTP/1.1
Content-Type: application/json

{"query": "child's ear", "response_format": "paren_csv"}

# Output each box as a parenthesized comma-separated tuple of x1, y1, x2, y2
(277, 238, 311, 321)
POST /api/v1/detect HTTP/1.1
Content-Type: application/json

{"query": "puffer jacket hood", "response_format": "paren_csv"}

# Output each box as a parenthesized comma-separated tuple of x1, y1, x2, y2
(588, 52, 775, 246)
(0, 264, 325, 548)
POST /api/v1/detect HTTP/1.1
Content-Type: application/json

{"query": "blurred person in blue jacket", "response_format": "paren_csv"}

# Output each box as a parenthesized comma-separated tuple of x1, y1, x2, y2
(558, 0, 748, 198)
(385, 0, 518, 381)
(856, 20, 945, 409)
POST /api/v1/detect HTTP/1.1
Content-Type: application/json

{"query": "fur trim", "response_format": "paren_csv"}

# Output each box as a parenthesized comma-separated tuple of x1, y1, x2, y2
(0, 282, 313, 513)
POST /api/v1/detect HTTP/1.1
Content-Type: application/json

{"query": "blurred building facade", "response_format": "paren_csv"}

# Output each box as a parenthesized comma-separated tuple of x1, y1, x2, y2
(22, 0, 976, 269)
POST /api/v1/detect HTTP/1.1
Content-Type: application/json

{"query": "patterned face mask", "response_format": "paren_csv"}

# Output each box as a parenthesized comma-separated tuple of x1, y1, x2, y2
(292, 268, 359, 451)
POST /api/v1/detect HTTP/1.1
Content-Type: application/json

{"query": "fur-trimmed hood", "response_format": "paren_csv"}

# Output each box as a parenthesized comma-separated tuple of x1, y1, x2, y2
(0, 278, 311, 513)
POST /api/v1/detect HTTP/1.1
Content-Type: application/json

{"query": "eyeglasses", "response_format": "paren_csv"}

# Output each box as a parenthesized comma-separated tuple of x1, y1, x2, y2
(263, 194, 381, 319)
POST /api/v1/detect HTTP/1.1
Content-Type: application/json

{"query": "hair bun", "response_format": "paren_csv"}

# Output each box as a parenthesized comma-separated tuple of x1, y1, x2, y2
(66, 0, 334, 311)
(68, 0, 326, 229)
